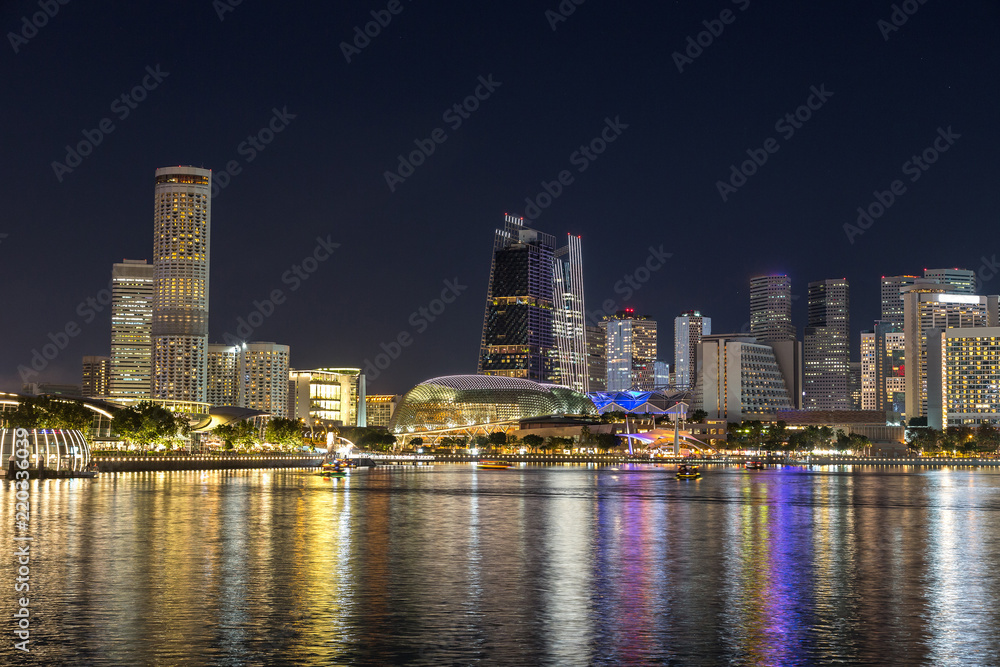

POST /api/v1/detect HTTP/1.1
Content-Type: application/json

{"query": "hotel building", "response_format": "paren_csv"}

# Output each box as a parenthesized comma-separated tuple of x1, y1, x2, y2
(239, 342, 289, 417)
(696, 334, 794, 422)
(927, 327, 1000, 430)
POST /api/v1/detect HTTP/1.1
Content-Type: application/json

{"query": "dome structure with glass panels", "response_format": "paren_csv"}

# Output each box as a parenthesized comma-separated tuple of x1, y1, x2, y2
(389, 375, 596, 433)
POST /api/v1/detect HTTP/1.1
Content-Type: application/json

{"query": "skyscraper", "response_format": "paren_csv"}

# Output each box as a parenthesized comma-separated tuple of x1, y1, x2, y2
(924, 267, 977, 294)
(674, 310, 711, 390)
(803, 279, 850, 410)
(151, 166, 211, 403)
(109, 259, 154, 400)
(601, 309, 657, 391)
(552, 234, 589, 392)
(239, 342, 290, 417)
(585, 323, 607, 391)
(880, 275, 918, 326)
(903, 285, 998, 419)
(479, 215, 587, 388)
(206, 343, 239, 407)
(81, 355, 110, 398)
(750, 275, 795, 343)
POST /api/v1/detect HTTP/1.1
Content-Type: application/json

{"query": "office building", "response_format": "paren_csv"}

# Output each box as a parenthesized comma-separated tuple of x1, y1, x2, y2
(288, 368, 364, 428)
(927, 327, 1000, 430)
(239, 342, 289, 417)
(903, 286, 998, 419)
(924, 268, 977, 295)
(109, 259, 155, 400)
(750, 274, 795, 343)
(585, 324, 606, 391)
(81, 356, 110, 399)
(674, 310, 711, 390)
(601, 309, 657, 391)
(804, 279, 850, 410)
(552, 234, 589, 392)
(880, 275, 918, 326)
(654, 361, 670, 389)
(151, 166, 211, 403)
(860, 331, 877, 410)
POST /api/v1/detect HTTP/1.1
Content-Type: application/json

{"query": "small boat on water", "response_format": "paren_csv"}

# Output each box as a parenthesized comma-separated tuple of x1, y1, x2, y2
(318, 458, 349, 477)
(676, 463, 701, 479)
(476, 460, 512, 470)
(745, 460, 766, 470)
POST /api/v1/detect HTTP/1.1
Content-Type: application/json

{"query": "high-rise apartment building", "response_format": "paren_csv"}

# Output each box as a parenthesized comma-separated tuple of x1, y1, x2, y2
(239, 342, 289, 417)
(479, 215, 588, 389)
(600, 309, 657, 391)
(206, 344, 239, 407)
(924, 268, 977, 295)
(109, 259, 154, 400)
(927, 328, 1000, 430)
(152, 166, 211, 403)
(903, 286, 998, 419)
(750, 275, 795, 343)
(585, 324, 607, 391)
(880, 275, 918, 326)
(804, 279, 850, 410)
(81, 356, 110, 398)
(674, 310, 711, 390)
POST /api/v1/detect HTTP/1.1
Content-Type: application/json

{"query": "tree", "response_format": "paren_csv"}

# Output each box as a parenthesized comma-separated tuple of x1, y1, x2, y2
(521, 434, 544, 452)
(765, 421, 789, 451)
(7, 396, 94, 433)
(907, 427, 941, 453)
(487, 431, 507, 450)
(214, 419, 260, 451)
(264, 417, 304, 449)
(411, 437, 424, 449)
(975, 423, 1000, 453)
(688, 409, 708, 424)
(595, 432, 619, 452)
(579, 426, 592, 444)
(113, 401, 186, 451)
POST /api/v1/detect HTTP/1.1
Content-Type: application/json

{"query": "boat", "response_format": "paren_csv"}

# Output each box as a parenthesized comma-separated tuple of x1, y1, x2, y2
(676, 464, 701, 479)
(318, 459, 348, 477)
(476, 460, 512, 469)
(745, 460, 766, 470)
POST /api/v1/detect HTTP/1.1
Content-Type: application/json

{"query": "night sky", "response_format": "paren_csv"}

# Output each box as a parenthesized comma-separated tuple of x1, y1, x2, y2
(2, 0, 998, 394)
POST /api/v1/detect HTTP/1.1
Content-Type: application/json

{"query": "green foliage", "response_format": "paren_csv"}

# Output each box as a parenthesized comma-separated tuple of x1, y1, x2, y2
(113, 401, 187, 450)
(600, 411, 628, 424)
(906, 427, 941, 453)
(264, 417, 304, 448)
(521, 434, 544, 451)
(486, 431, 508, 448)
(595, 432, 619, 451)
(7, 396, 94, 433)
(688, 409, 708, 424)
(213, 419, 260, 450)
(411, 437, 424, 447)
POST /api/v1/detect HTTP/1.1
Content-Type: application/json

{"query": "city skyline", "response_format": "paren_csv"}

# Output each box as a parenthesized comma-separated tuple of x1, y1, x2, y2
(3, 2, 998, 397)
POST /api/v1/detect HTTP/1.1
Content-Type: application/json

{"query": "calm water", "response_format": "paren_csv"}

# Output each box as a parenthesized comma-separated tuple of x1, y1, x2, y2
(3, 464, 1000, 665)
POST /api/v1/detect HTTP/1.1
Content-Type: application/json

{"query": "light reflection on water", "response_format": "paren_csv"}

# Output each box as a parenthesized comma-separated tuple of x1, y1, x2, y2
(4, 465, 1000, 665)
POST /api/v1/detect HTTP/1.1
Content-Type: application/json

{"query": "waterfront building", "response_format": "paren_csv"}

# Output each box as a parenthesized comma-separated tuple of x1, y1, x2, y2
(880, 275, 918, 326)
(109, 259, 154, 400)
(365, 394, 401, 428)
(585, 324, 607, 391)
(206, 344, 239, 407)
(804, 279, 850, 410)
(674, 310, 711, 390)
(695, 334, 794, 422)
(924, 267, 977, 295)
(151, 166, 211, 403)
(903, 286, 998, 419)
(927, 327, 1000, 430)
(81, 356, 110, 399)
(601, 309, 657, 391)
(750, 274, 795, 343)
(389, 375, 595, 434)
(552, 233, 589, 392)
(288, 368, 364, 428)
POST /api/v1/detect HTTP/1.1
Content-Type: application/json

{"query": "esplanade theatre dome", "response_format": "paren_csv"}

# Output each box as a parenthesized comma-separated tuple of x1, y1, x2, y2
(389, 375, 596, 433)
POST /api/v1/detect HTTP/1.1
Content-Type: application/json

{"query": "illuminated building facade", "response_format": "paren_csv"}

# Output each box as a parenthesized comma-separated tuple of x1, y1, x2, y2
(585, 324, 606, 391)
(880, 275, 918, 326)
(206, 344, 239, 407)
(903, 287, 998, 418)
(696, 334, 794, 422)
(927, 327, 1000, 429)
(552, 233, 589, 392)
(924, 267, 977, 295)
(601, 310, 657, 391)
(109, 259, 154, 400)
(750, 274, 794, 343)
(674, 310, 711, 390)
(365, 394, 401, 428)
(804, 279, 850, 410)
(861, 331, 877, 410)
(288, 368, 363, 428)
(238, 342, 289, 417)
(82, 355, 110, 399)
(151, 166, 211, 403)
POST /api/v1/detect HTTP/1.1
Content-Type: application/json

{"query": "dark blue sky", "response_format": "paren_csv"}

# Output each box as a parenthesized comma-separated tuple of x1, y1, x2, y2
(2, 0, 998, 393)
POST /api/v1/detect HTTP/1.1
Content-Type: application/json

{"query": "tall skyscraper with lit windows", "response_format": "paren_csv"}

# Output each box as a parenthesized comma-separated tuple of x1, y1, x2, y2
(151, 166, 211, 403)
(600, 309, 657, 391)
(109, 259, 154, 399)
(674, 310, 711, 390)
(803, 279, 850, 410)
(750, 274, 795, 343)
